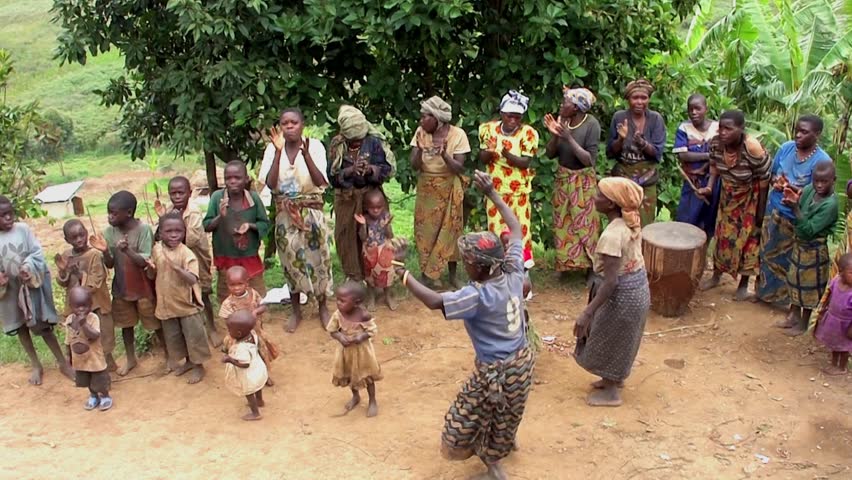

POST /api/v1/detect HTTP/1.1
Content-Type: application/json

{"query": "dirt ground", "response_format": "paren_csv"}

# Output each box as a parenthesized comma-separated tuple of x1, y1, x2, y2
(1, 275, 851, 480)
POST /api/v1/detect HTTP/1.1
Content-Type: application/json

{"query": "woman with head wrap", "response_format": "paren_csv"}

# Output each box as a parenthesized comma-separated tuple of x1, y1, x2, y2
(605, 79, 667, 226)
(259, 108, 333, 332)
(478, 90, 540, 265)
(754, 115, 831, 307)
(673, 94, 720, 239)
(395, 170, 535, 480)
(544, 87, 602, 277)
(410, 96, 471, 288)
(574, 177, 650, 407)
(328, 106, 395, 282)
(697, 110, 771, 301)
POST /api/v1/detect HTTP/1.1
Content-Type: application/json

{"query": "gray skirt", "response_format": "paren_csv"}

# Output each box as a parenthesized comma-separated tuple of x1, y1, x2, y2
(575, 270, 650, 382)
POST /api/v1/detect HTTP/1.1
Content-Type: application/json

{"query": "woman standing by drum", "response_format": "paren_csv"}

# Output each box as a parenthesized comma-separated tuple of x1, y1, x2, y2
(756, 115, 830, 307)
(673, 94, 720, 238)
(478, 90, 540, 265)
(574, 177, 650, 407)
(411, 96, 470, 289)
(606, 79, 666, 226)
(259, 108, 332, 332)
(698, 110, 772, 300)
(544, 87, 601, 277)
(328, 106, 395, 283)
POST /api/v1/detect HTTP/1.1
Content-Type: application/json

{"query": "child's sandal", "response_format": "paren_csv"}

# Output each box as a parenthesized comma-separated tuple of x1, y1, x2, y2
(84, 395, 100, 411)
(99, 396, 113, 411)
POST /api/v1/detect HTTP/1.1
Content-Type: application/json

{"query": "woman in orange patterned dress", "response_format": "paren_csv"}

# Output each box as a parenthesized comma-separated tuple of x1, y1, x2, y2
(477, 90, 540, 266)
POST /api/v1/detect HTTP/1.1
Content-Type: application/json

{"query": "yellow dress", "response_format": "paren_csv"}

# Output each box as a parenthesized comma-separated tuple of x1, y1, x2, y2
(326, 310, 382, 389)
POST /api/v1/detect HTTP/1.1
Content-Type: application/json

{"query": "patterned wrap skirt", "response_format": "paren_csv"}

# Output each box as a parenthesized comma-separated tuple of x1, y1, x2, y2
(787, 237, 831, 309)
(442, 346, 535, 464)
(553, 166, 600, 271)
(713, 180, 762, 277)
(575, 270, 650, 382)
(757, 211, 795, 304)
(274, 194, 333, 296)
(414, 174, 466, 280)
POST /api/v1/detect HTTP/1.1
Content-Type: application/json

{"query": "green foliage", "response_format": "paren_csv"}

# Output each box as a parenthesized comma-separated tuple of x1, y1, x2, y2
(0, 49, 46, 219)
(52, 0, 696, 251)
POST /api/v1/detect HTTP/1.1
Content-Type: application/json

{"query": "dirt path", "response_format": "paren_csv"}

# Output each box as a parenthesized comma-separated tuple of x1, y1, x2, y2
(1, 279, 851, 479)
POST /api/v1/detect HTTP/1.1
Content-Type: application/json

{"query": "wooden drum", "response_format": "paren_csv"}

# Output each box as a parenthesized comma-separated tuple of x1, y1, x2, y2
(641, 222, 707, 317)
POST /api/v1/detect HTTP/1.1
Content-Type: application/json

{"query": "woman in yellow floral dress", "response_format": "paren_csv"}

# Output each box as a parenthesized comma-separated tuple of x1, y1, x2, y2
(477, 90, 540, 263)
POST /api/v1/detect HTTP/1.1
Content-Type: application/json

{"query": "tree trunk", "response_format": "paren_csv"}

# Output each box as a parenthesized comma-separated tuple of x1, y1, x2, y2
(204, 150, 218, 191)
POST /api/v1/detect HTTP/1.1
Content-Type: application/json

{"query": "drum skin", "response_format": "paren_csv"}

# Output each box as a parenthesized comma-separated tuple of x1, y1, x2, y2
(642, 222, 707, 317)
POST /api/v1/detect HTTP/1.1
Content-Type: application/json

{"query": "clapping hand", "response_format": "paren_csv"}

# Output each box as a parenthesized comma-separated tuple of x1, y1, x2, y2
(234, 223, 251, 235)
(89, 234, 108, 253)
(633, 130, 647, 149)
(473, 170, 495, 195)
(19, 266, 31, 283)
(544, 113, 564, 137)
(55, 253, 68, 273)
(153, 199, 167, 218)
(354, 213, 366, 225)
(300, 137, 311, 157)
(268, 125, 286, 151)
(218, 196, 229, 218)
(617, 119, 629, 139)
(116, 236, 129, 252)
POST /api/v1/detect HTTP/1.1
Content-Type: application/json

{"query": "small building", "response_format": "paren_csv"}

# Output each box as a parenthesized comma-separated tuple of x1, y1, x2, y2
(35, 181, 84, 219)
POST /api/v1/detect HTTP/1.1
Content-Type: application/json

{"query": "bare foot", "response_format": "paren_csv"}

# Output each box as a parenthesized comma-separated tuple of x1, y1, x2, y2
(28, 366, 44, 386)
(366, 290, 376, 312)
(344, 394, 361, 414)
(59, 362, 75, 382)
(163, 359, 180, 375)
(385, 291, 398, 311)
(734, 286, 751, 302)
(286, 312, 301, 333)
(586, 387, 623, 407)
(591, 379, 624, 389)
(783, 326, 807, 337)
(821, 365, 848, 376)
(256, 397, 266, 407)
(242, 412, 262, 421)
(106, 354, 118, 372)
(366, 400, 378, 417)
(448, 276, 465, 290)
(318, 302, 330, 329)
(265, 377, 275, 387)
(699, 275, 721, 291)
(473, 462, 508, 480)
(173, 362, 194, 377)
(186, 365, 205, 384)
(774, 313, 798, 329)
(208, 330, 223, 349)
(116, 358, 137, 377)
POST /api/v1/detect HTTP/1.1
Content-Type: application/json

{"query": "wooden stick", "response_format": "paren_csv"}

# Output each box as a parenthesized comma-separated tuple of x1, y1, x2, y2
(644, 321, 716, 336)
(677, 165, 711, 205)
(86, 208, 97, 233)
(141, 188, 155, 225)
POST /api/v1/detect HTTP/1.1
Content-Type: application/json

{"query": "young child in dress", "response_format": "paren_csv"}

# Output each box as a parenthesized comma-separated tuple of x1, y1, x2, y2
(222, 309, 268, 421)
(146, 212, 211, 384)
(782, 161, 838, 336)
(326, 281, 382, 417)
(0, 195, 73, 385)
(219, 266, 279, 386)
(90, 190, 164, 376)
(813, 253, 852, 375)
(354, 189, 397, 311)
(56, 219, 116, 371)
(65, 287, 113, 410)
(203, 161, 270, 304)
(156, 176, 219, 346)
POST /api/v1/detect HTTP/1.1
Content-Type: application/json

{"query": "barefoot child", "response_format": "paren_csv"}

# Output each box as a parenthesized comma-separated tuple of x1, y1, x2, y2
(56, 219, 116, 371)
(219, 266, 280, 385)
(355, 189, 398, 311)
(156, 176, 220, 347)
(813, 253, 852, 375)
(783, 161, 838, 336)
(65, 287, 113, 410)
(91, 191, 165, 376)
(203, 161, 270, 304)
(326, 281, 382, 417)
(146, 212, 212, 384)
(394, 171, 535, 480)
(222, 309, 268, 421)
(0, 196, 74, 385)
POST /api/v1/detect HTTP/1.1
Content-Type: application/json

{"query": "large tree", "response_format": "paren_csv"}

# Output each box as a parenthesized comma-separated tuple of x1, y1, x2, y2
(53, 0, 695, 244)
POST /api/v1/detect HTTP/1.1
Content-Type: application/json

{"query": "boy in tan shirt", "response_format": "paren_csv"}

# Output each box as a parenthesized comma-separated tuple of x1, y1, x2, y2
(146, 212, 211, 384)
(65, 287, 113, 411)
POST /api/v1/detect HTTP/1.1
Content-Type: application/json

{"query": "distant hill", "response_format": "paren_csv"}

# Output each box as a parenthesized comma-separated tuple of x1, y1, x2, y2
(0, 0, 122, 147)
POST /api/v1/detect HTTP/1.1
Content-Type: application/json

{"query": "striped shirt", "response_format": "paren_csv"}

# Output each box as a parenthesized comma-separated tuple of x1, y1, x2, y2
(708, 135, 771, 185)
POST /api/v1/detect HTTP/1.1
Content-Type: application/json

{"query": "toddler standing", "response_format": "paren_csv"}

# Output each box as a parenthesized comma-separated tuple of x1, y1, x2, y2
(813, 253, 852, 375)
(354, 189, 397, 311)
(222, 309, 268, 421)
(65, 287, 113, 410)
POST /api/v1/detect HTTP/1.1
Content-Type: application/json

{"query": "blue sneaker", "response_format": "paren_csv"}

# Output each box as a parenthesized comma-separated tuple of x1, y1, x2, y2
(99, 396, 113, 411)
(84, 395, 100, 411)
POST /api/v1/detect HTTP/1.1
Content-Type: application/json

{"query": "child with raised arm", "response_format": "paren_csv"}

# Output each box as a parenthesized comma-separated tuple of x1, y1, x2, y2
(203, 161, 270, 304)
(326, 281, 382, 417)
(156, 176, 219, 346)
(222, 309, 268, 421)
(56, 219, 116, 371)
(394, 171, 534, 480)
(812, 253, 852, 375)
(90, 190, 165, 376)
(219, 266, 280, 386)
(0, 195, 74, 385)
(355, 189, 398, 311)
(65, 287, 113, 410)
(146, 212, 211, 384)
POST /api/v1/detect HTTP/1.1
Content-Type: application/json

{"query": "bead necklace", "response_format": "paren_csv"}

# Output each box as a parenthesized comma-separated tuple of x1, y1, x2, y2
(796, 146, 818, 163)
(567, 114, 588, 131)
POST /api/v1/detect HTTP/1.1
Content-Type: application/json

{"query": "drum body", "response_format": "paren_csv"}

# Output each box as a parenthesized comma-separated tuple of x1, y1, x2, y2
(642, 222, 707, 317)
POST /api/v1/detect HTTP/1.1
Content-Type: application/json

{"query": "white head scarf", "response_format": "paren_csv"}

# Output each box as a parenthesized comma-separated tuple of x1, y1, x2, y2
(499, 90, 529, 115)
